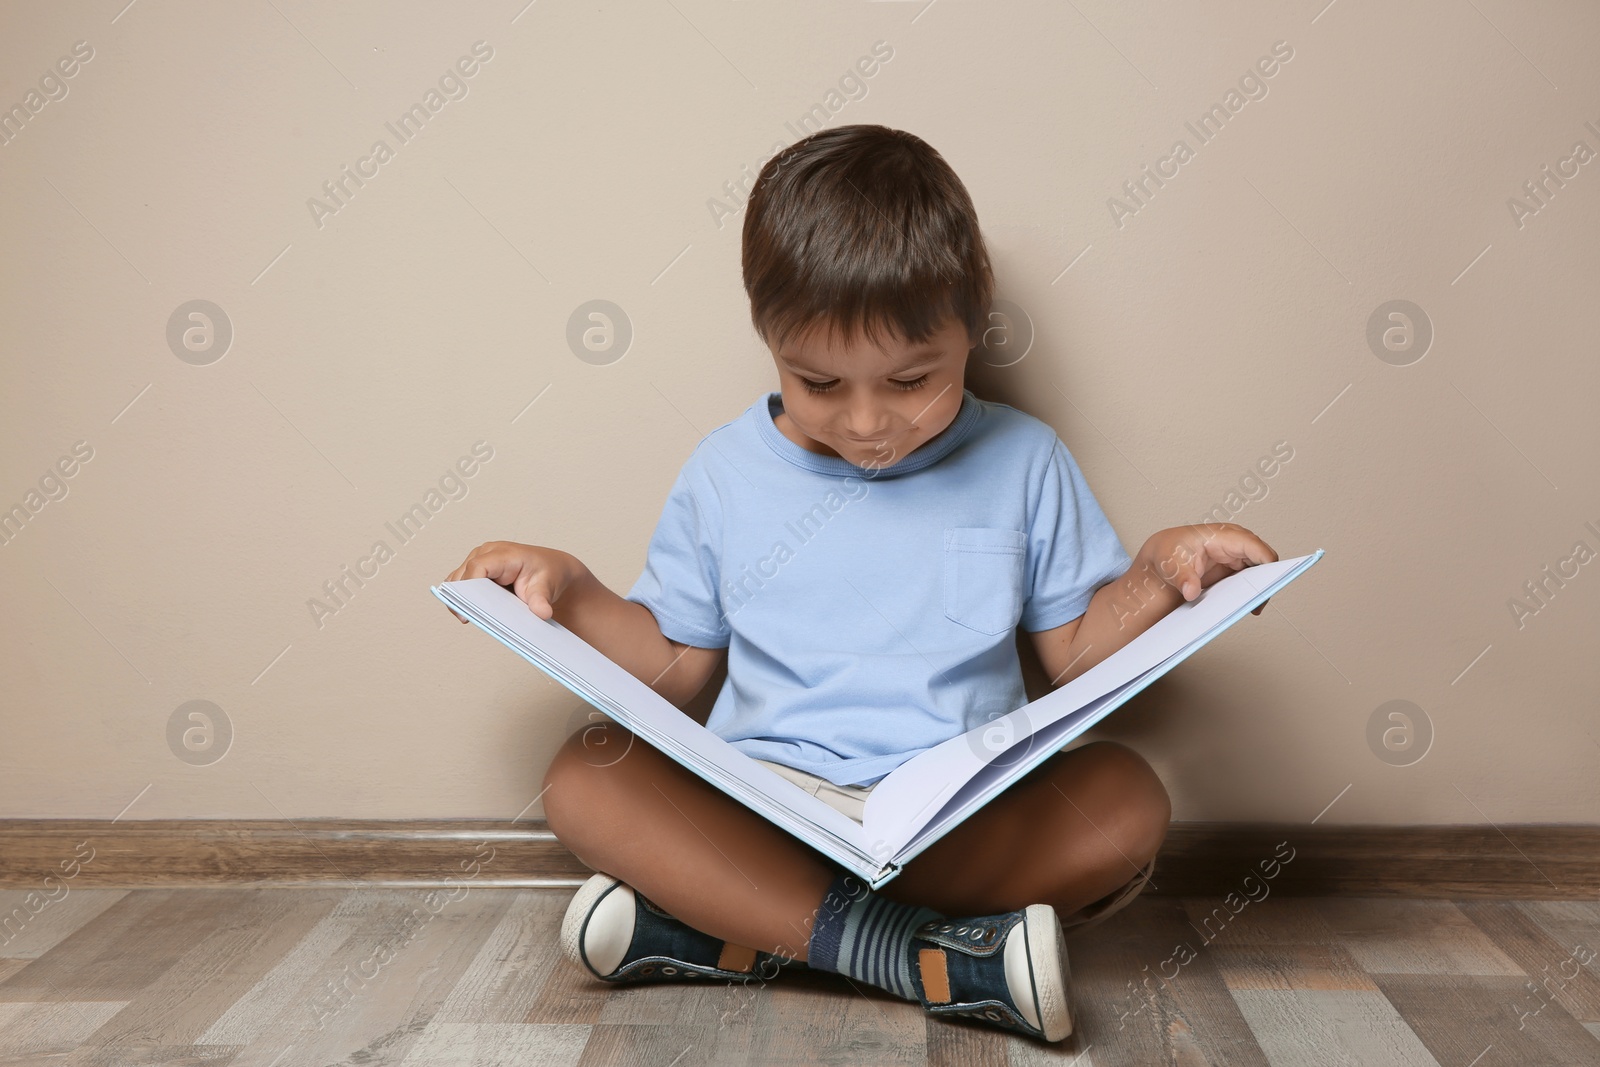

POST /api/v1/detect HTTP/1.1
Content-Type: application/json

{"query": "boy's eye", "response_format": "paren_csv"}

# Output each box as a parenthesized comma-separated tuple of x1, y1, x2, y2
(799, 375, 930, 395)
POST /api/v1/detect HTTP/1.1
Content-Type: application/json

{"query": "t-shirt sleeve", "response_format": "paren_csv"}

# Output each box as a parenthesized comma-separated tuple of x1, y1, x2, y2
(1020, 437, 1134, 632)
(623, 467, 731, 648)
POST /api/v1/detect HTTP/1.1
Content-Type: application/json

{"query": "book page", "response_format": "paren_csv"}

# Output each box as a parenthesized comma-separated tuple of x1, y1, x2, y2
(433, 579, 881, 874)
(861, 552, 1321, 855)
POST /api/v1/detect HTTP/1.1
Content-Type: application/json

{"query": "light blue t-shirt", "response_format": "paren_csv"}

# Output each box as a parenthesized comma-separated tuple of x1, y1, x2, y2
(624, 388, 1133, 787)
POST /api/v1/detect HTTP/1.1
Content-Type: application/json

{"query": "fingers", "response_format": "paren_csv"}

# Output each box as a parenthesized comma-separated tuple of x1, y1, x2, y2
(1202, 526, 1276, 615)
(511, 568, 555, 620)
(1182, 539, 1229, 599)
(444, 542, 525, 621)
(1180, 525, 1280, 602)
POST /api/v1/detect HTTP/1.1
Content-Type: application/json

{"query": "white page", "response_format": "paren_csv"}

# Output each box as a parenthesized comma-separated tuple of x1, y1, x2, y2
(431, 580, 889, 881)
(861, 552, 1322, 855)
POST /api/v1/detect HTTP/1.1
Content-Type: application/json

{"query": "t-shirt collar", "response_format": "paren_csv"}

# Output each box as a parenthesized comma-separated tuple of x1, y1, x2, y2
(755, 386, 982, 478)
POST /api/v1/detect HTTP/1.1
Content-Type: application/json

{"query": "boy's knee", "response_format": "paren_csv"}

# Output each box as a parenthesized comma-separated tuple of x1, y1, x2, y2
(1071, 740, 1171, 862)
(541, 720, 637, 839)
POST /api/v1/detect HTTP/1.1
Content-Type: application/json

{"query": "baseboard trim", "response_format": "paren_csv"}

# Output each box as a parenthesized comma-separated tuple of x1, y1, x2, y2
(0, 820, 1594, 897)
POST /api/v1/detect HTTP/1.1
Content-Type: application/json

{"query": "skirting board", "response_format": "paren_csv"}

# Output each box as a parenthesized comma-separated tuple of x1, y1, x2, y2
(0, 821, 1594, 897)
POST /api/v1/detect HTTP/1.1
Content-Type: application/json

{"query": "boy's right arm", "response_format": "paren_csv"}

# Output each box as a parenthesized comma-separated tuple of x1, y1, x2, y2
(444, 541, 724, 709)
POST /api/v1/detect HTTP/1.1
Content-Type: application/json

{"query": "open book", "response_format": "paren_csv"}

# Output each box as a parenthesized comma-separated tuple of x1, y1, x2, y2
(433, 549, 1323, 887)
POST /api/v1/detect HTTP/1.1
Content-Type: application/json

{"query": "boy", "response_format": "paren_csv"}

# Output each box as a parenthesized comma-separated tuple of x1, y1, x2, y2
(444, 124, 1277, 1042)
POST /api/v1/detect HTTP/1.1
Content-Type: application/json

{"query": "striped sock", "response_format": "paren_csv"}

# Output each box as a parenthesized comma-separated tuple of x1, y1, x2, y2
(807, 872, 942, 1001)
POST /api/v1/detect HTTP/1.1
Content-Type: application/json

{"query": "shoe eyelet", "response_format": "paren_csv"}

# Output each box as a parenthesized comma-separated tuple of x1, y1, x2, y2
(985, 1009, 1001, 1021)
(955, 926, 968, 934)
(661, 965, 678, 975)
(685, 970, 699, 977)
(640, 965, 655, 976)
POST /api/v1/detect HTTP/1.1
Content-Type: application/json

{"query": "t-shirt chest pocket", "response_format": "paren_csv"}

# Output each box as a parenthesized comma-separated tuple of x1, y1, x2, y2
(942, 527, 1028, 636)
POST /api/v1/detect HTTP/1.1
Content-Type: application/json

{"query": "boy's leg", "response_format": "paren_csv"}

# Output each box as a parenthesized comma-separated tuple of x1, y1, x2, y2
(544, 725, 1156, 1042)
(541, 720, 835, 959)
(877, 739, 1171, 923)
(544, 725, 1166, 955)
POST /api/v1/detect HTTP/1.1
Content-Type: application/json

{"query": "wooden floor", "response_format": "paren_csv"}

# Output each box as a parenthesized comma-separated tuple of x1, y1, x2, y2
(1, 888, 1597, 1066)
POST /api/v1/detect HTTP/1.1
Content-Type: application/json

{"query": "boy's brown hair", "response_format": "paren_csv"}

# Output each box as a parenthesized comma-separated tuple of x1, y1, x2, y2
(741, 124, 994, 356)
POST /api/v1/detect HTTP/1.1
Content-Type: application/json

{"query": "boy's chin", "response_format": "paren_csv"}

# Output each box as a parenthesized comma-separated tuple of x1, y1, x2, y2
(841, 438, 913, 467)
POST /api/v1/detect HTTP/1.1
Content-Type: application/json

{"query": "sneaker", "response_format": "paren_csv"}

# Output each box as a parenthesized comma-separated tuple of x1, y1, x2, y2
(910, 903, 1072, 1042)
(559, 873, 790, 983)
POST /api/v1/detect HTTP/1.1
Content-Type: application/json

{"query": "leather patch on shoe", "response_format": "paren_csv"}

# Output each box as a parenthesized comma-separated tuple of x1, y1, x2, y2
(918, 948, 951, 1003)
(717, 943, 757, 973)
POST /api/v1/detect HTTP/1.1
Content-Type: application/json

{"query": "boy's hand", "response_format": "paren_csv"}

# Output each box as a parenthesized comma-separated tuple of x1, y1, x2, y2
(1139, 524, 1279, 615)
(442, 541, 579, 623)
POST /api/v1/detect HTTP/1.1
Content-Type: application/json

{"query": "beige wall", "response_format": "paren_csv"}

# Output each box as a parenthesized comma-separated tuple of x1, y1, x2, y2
(2, 2, 1595, 826)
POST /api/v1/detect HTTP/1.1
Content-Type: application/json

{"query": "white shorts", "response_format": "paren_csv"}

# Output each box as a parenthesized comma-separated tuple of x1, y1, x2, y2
(754, 759, 876, 824)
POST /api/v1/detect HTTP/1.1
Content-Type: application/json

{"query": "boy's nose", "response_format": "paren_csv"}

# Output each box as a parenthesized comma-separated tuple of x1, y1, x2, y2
(843, 405, 892, 440)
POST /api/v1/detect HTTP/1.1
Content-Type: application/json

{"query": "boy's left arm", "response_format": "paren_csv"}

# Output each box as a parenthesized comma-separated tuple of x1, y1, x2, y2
(1027, 522, 1278, 688)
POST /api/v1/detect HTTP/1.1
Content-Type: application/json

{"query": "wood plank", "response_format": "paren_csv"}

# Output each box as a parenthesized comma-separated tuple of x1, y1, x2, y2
(523, 940, 614, 1025)
(0, 889, 129, 959)
(57, 889, 342, 1056)
(216, 887, 515, 1067)
(1178, 896, 1343, 948)
(0, 889, 244, 1001)
(1227, 988, 1441, 1066)
(1063, 897, 1271, 1066)
(1314, 898, 1524, 975)
(594, 971, 763, 1029)
(198, 890, 386, 1044)
(1515, 900, 1600, 961)
(435, 889, 571, 1024)
(746, 967, 927, 1067)
(1006, 1031, 1103, 1066)
(3, 821, 1597, 897)
(0, 1001, 129, 1060)
(1458, 900, 1600, 1023)
(49, 1042, 244, 1067)
(1374, 972, 1600, 1067)
(577, 1022, 750, 1067)
(577, 957, 783, 1063)
(923, 1012, 1011, 1067)
(1211, 943, 1378, 992)
(398, 1021, 590, 1066)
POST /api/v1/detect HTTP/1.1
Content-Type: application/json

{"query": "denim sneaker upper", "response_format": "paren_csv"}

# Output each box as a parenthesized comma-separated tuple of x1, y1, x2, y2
(560, 874, 795, 984)
(908, 903, 1073, 1042)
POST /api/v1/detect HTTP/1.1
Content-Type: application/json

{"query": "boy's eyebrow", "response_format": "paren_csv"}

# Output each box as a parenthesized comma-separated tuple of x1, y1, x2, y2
(780, 350, 942, 377)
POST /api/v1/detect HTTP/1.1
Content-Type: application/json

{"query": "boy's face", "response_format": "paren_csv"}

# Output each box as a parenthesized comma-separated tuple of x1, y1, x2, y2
(770, 313, 972, 469)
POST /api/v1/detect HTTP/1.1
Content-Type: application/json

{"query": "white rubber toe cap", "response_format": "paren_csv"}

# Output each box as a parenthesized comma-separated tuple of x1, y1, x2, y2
(559, 874, 636, 978)
(1002, 904, 1073, 1041)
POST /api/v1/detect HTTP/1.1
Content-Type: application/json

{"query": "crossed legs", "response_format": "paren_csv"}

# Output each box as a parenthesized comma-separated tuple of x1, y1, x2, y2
(541, 722, 1170, 960)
